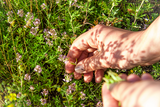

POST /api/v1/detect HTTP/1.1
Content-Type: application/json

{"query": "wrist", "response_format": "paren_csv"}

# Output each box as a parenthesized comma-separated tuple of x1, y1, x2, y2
(138, 16, 160, 66)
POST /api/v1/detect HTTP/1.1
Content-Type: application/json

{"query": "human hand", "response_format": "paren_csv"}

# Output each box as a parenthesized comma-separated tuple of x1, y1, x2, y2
(102, 73, 160, 107)
(65, 24, 146, 83)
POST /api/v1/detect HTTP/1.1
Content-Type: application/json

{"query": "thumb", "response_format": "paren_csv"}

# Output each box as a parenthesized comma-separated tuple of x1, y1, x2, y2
(102, 83, 119, 107)
(74, 52, 106, 73)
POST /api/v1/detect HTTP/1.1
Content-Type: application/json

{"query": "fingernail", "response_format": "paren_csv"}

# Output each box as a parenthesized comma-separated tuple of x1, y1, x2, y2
(109, 83, 117, 92)
(75, 64, 85, 73)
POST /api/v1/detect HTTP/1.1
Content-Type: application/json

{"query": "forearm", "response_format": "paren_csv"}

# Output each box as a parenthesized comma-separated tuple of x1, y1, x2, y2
(138, 16, 160, 66)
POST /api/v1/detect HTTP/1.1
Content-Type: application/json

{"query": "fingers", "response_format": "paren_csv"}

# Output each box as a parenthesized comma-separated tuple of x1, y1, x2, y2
(84, 72, 93, 83)
(119, 74, 127, 80)
(73, 51, 89, 79)
(141, 73, 153, 80)
(95, 69, 104, 83)
(127, 74, 141, 82)
(102, 83, 119, 107)
(74, 72, 82, 80)
(65, 33, 90, 73)
(65, 26, 99, 74)
(75, 52, 104, 73)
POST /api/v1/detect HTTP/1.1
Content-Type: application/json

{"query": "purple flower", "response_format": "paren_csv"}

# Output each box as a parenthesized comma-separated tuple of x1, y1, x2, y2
(116, 69, 119, 73)
(24, 74, 31, 81)
(48, 29, 57, 36)
(69, 83, 76, 91)
(96, 101, 103, 107)
(58, 46, 63, 52)
(25, 12, 34, 22)
(63, 73, 73, 82)
(81, 104, 85, 107)
(43, 28, 49, 33)
(29, 85, 35, 91)
(40, 98, 47, 105)
(46, 40, 53, 46)
(66, 89, 72, 95)
(34, 65, 42, 73)
(41, 89, 48, 96)
(143, 24, 147, 30)
(26, 99, 31, 106)
(80, 91, 86, 100)
(56, 0, 60, 4)
(58, 55, 67, 63)
(7, 11, 13, 16)
(30, 27, 37, 36)
(17, 9, 24, 17)
(61, 31, 67, 36)
(16, 53, 22, 62)
(24, 19, 32, 28)
(41, 3, 46, 9)
(16, 92, 21, 98)
(33, 18, 40, 26)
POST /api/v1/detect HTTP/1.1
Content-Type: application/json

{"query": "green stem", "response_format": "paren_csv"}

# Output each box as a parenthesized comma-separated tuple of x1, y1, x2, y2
(68, 7, 75, 35)
(134, 0, 145, 24)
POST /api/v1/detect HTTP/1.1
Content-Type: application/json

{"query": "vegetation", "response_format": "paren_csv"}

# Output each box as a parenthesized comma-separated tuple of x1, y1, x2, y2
(0, 0, 159, 106)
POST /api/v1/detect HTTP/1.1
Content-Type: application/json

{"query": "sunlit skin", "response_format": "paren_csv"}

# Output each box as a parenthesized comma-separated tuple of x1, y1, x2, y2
(102, 73, 160, 107)
(65, 16, 160, 83)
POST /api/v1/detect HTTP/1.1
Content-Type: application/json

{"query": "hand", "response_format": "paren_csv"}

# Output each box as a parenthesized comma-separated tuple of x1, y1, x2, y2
(65, 24, 145, 83)
(102, 73, 160, 107)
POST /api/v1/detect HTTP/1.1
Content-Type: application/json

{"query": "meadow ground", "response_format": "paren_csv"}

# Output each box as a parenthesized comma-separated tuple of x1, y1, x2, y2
(0, 0, 160, 107)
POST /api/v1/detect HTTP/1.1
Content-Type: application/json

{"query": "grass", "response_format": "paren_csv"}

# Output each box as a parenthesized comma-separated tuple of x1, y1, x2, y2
(0, 0, 160, 106)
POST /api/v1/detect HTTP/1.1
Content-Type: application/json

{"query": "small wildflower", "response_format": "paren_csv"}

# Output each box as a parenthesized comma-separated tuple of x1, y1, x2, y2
(57, 87, 61, 92)
(9, 93, 17, 101)
(30, 27, 37, 36)
(66, 89, 72, 95)
(7, 103, 14, 107)
(24, 74, 31, 81)
(29, 85, 35, 91)
(16, 53, 22, 62)
(96, 101, 103, 107)
(58, 46, 63, 52)
(63, 73, 73, 82)
(48, 29, 57, 36)
(116, 69, 119, 73)
(80, 91, 86, 100)
(17, 9, 24, 17)
(33, 18, 40, 26)
(56, 0, 60, 4)
(24, 18, 32, 28)
(1, 2, 5, 5)
(144, 18, 149, 22)
(130, 70, 133, 73)
(46, 40, 53, 46)
(43, 28, 49, 33)
(25, 12, 34, 22)
(45, 53, 48, 58)
(40, 98, 47, 105)
(41, 3, 46, 9)
(34, 65, 42, 73)
(7, 17, 13, 24)
(41, 89, 48, 96)
(7, 11, 13, 16)
(143, 24, 147, 30)
(26, 99, 31, 106)
(61, 31, 67, 36)
(58, 54, 67, 63)
(81, 104, 85, 107)
(16, 92, 21, 98)
(69, 83, 76, 91)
